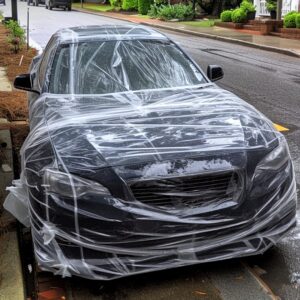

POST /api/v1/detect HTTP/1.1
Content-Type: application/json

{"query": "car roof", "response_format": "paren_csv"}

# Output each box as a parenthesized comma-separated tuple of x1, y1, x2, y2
(53, 25, 169, 44)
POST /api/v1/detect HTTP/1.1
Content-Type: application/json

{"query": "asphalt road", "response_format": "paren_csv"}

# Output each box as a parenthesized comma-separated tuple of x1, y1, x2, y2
(2, 2, 300, 299)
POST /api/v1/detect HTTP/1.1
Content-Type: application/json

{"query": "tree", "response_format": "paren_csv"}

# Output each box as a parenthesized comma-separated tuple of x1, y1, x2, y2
(196, 0, 243, 16)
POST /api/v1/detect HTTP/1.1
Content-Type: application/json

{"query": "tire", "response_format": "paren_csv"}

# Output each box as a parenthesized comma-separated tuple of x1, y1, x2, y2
(68, 6, 71, 11)
(45, 4, 48, 8)
(49, 5, 52, 9)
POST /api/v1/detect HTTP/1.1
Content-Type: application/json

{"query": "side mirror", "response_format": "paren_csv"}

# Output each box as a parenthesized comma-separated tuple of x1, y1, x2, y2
(207, 65, 224, 82)
(14, 74, 34, 92)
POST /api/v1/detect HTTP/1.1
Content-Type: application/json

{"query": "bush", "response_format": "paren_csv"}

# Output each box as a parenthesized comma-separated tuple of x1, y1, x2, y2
(240, 0, 256, 13)
(266, 0, 276, 12)
(5, 20, 25, 53)
(138, 0, 152, 15)
(148, 4, 159, 18)
(220, 10, 232, 22)
(296, 13, 300, 29)
(110, 0, 122, 8)
(122, 0, 138, 11)
(231, 8, 247, 23)
(155, 4, 194, 21)
(284, 12, 297, 28)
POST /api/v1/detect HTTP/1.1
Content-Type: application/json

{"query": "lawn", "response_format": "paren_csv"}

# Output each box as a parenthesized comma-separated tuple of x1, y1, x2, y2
(181, 19, 220, 27)
(72, 3, 113, 12)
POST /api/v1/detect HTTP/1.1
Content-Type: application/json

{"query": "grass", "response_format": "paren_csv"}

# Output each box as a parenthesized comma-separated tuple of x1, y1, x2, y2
(181, 19, 220, 27)
(72, 3, 113, 12)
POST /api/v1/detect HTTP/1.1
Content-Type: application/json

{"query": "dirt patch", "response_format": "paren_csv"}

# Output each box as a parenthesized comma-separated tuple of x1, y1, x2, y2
(0, 25, 37, 121)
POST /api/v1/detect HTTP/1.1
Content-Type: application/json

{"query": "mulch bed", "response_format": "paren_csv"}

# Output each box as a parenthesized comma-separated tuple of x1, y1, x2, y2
(0, 25, 37, 121)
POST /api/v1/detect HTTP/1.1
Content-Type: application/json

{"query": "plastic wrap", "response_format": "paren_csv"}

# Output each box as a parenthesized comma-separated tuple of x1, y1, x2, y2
(4, 25, 297, 280)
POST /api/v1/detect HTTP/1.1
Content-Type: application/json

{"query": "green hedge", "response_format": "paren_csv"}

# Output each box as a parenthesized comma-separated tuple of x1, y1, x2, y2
(296, 13, 300, 28)
(151, 4, 194, 21)
(138, 0, 152, 15)
(283, 12, 297, 28)
(232, 8, 247, 23)
(220, 10, 232, 22)
(122, 0, 138, 11)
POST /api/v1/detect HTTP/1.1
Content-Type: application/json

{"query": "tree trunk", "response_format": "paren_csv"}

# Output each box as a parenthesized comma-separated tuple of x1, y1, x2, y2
(211, 0, 224, 16)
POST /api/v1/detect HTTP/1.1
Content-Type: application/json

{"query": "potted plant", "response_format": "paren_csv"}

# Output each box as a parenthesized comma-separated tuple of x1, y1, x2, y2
(240, 0, 256, 21)
(266, 0, 277, 19)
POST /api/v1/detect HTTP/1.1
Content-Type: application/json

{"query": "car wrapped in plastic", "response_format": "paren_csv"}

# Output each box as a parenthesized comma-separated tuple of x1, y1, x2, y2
(4, 25, 297, 280)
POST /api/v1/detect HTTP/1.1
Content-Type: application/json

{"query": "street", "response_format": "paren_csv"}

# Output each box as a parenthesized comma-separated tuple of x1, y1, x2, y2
(1, 1, 300, 299)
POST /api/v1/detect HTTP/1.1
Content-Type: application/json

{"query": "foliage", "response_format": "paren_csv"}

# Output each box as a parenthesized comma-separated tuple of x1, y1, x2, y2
(266, 0, 276, 12)
(122, 0, 138, 11)
(110, 0, 122, 8)
(149, 4, 194, 21)
(296, 13, 300, 29)
(231, 8, 247, 23)
(283, 12, 298, 28)
(197, 0, 242, 16)
(5, 20, 25, 54)
(240, 0, 256, 13)
(148, 4, 159, 18)
(138, 0, 152, 15)
(220, 10, 232, 22)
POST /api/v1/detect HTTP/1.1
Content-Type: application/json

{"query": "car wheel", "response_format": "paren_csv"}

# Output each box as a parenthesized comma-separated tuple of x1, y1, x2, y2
(45, 4, 48, 8)
(36, 1, 39, 5)
(68, 6, 71, 11)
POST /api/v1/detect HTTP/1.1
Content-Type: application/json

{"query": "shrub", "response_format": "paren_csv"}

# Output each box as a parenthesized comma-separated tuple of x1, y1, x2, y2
(5, 20, 25, 53)
(148, 4, 159, 18)
(220, 10, 232, 22)
(266, 0, 276, 12)
(156, 4, 194, 21)
(138, 0, 152, 15)
(240, 0, 256, 13)
(296, 13, 300, 29)
(284, 12, 297, 28)
(110, 0, 122, 8)
(231, 8, 247, 23)
(122, 0, 138, 11)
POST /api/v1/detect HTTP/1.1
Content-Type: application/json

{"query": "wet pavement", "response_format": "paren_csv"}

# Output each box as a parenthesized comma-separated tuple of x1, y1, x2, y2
(1, 1, 300, 299)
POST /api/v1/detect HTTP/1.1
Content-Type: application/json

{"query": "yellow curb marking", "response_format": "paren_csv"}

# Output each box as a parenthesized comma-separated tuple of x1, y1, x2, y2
(273, 123, 289, 132)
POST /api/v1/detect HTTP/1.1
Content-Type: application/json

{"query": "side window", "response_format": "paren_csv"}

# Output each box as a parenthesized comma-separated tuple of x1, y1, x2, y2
(49, 46, 70, 94)
(38, 37, 57, 90)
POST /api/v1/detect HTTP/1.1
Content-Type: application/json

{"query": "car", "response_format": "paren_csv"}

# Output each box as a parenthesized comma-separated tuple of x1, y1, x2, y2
(27, 0, 45, 6)
(0, 0, 6, 5)
(5, 25, 297, 281)
(45, 0, 71, 10)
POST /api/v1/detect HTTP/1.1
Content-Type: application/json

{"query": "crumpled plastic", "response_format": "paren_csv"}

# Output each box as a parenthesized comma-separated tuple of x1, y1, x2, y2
(4, 25, 297, 280)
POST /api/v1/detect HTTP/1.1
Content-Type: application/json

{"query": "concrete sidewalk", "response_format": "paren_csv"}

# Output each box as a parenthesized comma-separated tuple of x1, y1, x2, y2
(74, 7, 300, 58)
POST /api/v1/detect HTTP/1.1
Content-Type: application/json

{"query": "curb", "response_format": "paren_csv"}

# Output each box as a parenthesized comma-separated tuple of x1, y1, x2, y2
(73, 8, 300, 58)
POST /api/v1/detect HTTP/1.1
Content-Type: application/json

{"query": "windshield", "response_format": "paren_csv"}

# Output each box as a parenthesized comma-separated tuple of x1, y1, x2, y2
(49, 40, 206, 95)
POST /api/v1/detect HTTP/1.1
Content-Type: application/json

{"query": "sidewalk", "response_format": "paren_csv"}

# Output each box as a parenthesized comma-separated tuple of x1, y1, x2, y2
(74, 7, 300, 58)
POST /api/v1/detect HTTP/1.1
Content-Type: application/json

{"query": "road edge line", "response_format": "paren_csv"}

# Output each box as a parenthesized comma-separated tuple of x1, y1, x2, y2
(241, 261, 279, 300)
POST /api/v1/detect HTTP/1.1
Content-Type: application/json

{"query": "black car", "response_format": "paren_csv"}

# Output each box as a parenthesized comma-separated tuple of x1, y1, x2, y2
(45, 0, 71, 10)
(27, 0, 45, 6)
(6, 25, 297, 280)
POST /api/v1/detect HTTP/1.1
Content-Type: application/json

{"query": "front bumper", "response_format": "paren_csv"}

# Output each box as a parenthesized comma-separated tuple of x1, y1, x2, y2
(31, 175, 297, 280)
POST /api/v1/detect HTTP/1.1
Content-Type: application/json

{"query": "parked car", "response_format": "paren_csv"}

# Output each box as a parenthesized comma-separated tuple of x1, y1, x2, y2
(6, 25, 297, 281)
(27, 0, 45, 6)
(0, 0, 6, 5)
(45, 0, 71, 10)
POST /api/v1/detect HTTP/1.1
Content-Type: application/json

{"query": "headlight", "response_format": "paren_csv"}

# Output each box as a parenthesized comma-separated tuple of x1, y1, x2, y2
(256, 137, 290, 171)
(43, 169, 110, 198)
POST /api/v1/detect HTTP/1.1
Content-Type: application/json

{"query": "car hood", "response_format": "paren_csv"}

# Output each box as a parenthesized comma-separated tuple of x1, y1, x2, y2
(29, 86, 278, 171)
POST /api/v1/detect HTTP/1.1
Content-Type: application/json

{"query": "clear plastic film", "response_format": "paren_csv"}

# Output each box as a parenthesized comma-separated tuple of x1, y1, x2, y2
(4, 25, 297, 280)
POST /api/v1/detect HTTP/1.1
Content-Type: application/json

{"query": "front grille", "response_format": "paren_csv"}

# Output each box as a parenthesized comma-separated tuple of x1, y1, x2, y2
(129, 171, 241, 209)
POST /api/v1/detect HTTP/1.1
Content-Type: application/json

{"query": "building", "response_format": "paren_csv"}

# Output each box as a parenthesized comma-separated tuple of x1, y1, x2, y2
(254, 0, 300, 16)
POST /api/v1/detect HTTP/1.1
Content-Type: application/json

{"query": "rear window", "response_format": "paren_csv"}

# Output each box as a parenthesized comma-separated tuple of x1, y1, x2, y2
(49, 40, 206, 94)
